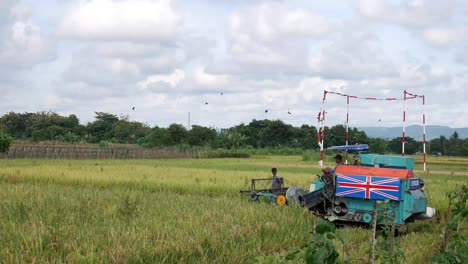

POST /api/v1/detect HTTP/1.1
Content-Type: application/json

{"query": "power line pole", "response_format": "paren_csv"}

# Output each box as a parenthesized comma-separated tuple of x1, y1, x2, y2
(188, 112, 191, 131)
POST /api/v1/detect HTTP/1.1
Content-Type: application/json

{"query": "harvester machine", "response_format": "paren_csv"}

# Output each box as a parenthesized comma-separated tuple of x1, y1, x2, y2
(302, 144, 435, 227)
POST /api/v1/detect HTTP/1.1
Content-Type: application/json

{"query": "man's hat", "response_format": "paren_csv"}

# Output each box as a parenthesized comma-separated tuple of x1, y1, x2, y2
(334, 154, 342, 160)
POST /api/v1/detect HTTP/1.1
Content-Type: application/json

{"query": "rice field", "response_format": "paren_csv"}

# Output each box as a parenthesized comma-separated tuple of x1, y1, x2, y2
(0, 155, 466, 263)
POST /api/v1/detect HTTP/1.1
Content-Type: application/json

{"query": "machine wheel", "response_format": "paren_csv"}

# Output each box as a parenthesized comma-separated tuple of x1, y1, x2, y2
(362, 213, 373, 223)
(354, 212, 362, 222)
(276, 195, 287, 205)
(249, 191, 258, 202)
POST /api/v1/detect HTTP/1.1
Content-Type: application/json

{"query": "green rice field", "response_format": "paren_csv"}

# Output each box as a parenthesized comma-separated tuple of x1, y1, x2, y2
(0, 155, 466, 263)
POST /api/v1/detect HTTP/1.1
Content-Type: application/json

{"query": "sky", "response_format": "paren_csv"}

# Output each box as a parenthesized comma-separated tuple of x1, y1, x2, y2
(0, 0, 467, 128)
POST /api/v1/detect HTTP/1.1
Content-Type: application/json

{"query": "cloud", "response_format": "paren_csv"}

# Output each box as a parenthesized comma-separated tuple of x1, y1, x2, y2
(58, 0, 181, 41)
(214, 2, 331, 76)
(0, 5, 55, 68)
(309, 28, 397, 80)
(1, 0, 467, 128)
(355, 0, 468, 49)
(62, 56, 143, 86)
(423, 28, 466, 47)
(230, 3, 330, 40)
(193, 67, 230, 90)
(355, 0, 457, 29)
(138, 69, 185, 91)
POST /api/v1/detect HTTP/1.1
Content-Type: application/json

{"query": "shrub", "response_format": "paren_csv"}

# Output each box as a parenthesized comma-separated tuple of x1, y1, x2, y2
(0, 130, 13, 153)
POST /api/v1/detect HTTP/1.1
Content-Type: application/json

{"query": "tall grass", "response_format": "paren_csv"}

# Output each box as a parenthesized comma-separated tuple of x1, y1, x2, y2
(0, 156, 466, 263)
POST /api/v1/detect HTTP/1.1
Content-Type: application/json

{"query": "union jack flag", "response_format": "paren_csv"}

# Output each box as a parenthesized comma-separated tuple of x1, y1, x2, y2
(335, 174, 401, 201)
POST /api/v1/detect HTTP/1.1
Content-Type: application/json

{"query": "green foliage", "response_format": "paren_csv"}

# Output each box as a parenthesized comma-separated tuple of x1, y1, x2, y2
(141, 126, 170, 148)
(0, 130, 13, 153)
(113, 120, 150, 144)
(257, 219, 341, 264)
(431, 185, 468, 263)
(167, 124, 188, 145)
(2, 111, 468, 156)
(98, 140, 112, 148)
(221, 130, 248, 149)
(63, 132, 81, 143)
(387, 137, 420, 154)
(374, 201, 405, 264)
(205, 149, 250, 158)
(302, 150, 319, 161)
(86, 112, 120, 143)
(187, 125, 217, 146)
(367, 137, 388, 154)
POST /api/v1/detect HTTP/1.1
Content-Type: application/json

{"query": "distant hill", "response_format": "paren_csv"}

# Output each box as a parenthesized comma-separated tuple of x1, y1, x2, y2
(358, 125, 468, 140)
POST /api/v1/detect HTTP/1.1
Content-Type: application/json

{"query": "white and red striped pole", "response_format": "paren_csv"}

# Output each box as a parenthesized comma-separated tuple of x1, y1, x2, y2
(402, 90, 407, 156)
(422, 95, 427, 172)
(345, 95, 349, 164)
(317, 90, 327, 167)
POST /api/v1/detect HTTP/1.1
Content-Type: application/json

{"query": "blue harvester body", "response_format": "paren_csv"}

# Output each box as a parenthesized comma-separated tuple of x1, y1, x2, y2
(303, 148, 432, 226)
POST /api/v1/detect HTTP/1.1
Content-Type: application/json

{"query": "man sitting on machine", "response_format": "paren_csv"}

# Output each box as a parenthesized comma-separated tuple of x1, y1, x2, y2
(271, 168, 283, 192)
(322, 154, 344, 174)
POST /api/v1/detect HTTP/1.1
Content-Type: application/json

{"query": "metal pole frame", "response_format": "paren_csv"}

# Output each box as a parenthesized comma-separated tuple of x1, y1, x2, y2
(345, 95, 350, 164)
(317, 90, 327, 167)
(402, 90, 407, 156)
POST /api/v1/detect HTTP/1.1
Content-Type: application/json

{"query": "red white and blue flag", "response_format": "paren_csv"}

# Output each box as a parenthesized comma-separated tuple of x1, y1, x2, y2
(336, 174, 401, 201)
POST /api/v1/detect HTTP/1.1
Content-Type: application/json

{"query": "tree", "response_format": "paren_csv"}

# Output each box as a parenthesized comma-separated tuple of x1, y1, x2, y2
(0, 112, 32, 139)
(368, 138, 388, 154)
(447, 132, 463, 156)
(244, 119, 295, 148)
(387, 137, 418, 154)
(187, 125, 217, 146)
(221, 130, 248, 149)
(0, 130, 13, 153)
(296, 125, 318, 149)
(349, 127, 369, 145)
(142, 126, 170, 148)
(86, 112, 120, 143)
(167, 124, 188, 145)
(113, 120, 150, 144)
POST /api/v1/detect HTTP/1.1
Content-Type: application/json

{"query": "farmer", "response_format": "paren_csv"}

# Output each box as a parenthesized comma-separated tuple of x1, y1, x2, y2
(353, 154, 360, 165)
(271, 168, 283, 191)
(322, 154, 344, 174)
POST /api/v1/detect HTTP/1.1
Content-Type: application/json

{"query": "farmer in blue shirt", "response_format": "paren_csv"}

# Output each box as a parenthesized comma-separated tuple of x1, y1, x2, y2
(322, 154, 344, 174)
(271, 168, 283, 190)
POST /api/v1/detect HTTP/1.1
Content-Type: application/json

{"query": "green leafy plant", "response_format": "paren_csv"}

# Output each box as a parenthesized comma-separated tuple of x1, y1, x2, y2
(375, 201, 405, 264)
(257, 219, 342, 264)
(432, 185, 468, 263)
(0, 130, 13, 153)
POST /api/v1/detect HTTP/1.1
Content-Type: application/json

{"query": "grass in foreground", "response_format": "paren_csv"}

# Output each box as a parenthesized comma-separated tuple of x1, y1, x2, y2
(0, 156, 466, 263)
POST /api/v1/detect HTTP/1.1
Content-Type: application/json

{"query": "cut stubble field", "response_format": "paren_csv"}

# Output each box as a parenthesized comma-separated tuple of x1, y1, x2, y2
(0, 155, 467, 263)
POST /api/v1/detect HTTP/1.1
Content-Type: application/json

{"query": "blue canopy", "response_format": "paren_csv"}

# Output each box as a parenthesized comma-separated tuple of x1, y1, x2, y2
(327, 144, 369, 151)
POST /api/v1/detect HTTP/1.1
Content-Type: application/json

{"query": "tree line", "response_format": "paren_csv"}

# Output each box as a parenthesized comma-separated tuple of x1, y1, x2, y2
(0, 111, 466, 156)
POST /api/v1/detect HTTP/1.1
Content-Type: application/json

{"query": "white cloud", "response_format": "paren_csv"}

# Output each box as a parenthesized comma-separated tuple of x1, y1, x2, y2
(0, 12, 55, 67)
(355, 0, 456, 28)
(63, 56, 143, 85)
(1, 0, 467, 128)
(138, 69, 185, 91)
(224, 3, 330, 71)
(297, 77, 348, 103)
(309, 29, 397, 80)
(193, 67, 229, 89)
(423, 28, 466, 47)
(58, 0, 181, 41)
(233, 3, 330, 39)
